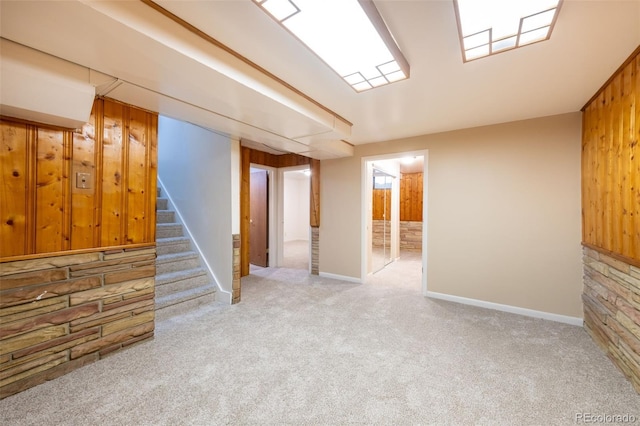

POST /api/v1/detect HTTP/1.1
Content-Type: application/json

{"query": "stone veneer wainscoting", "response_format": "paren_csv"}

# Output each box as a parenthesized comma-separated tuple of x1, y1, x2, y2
(372, 220, 423, 252)
(0, 248, 156, 399)
(232, 234, 241, 304)
(400, 221, 422, 251)
(311, 227, 319, 275)
(582, 246, 640, 393)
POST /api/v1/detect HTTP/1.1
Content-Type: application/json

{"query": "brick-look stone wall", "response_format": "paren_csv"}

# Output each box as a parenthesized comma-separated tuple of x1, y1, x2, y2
(311, 227, 319, 275)
(400, 221, 422, 251)
(372, 220, 422, 251)
(582, 247, 640, 393)
(232, 234, 241, 304)
(0, 247, 156, 399)
(372, 220, 391, 248)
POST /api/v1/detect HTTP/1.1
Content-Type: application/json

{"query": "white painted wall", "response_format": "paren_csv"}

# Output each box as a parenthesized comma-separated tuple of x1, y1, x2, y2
(158, 116, 233, 303)
(284, 171, 309, 242)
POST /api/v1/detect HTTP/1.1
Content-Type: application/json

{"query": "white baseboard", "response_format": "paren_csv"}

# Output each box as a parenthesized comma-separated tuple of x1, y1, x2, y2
(319, 272, 362, 284)
(426, 291, 583, 326)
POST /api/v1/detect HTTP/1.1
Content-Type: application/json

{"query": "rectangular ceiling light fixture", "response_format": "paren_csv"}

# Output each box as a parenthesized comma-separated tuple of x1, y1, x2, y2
(253, 0, 409, 92)
(454, 0, 563, 62)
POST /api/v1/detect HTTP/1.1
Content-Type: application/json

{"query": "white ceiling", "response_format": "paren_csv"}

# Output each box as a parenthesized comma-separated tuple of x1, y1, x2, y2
(154, 0, 640, 144)
(1, 0, 639, 152)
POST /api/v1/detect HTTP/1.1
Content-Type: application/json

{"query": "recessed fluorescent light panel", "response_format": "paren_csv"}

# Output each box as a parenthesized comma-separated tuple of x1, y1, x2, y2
(454, 0, 563, 62)
(253, 0, 409, 92)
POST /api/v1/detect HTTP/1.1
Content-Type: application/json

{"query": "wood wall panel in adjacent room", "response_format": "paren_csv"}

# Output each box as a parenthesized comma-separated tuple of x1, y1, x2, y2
(582, 48, 640, 264)
(372, 172, 423, 222)
(372, 189, 391, 221)
(0, 97, 158, 261)
(400, 172, 423, 222)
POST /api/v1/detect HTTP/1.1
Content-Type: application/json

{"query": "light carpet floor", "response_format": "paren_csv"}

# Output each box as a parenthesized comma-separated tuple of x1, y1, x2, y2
(1, 254, 639, 425)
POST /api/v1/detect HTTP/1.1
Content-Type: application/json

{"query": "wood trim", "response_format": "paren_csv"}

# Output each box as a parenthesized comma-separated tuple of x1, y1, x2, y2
(582, 242, 640, 269)
(310, 159, 320, 227)
(0, 242, 156, 263)
(139, 0, 351, 127)
(148, 114, 158, 243)
(240, 147, 251, 277)
(248, 147, 311, 169)
(582, 44, 640, 110)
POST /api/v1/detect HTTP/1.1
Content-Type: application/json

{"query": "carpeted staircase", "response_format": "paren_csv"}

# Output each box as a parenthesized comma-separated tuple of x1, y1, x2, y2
(155, 186, 217, 320)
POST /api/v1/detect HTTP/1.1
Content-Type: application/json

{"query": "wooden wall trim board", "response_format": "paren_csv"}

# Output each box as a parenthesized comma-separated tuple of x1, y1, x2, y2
(240, 147, 250, 277)
(248, 148, 311, 169)
(581, 47, 640, 263)
(0, 243, 156, 264)
(582, 242, 640, 269)
(0, 98, 158, 262)
(310, 158, 320, 227)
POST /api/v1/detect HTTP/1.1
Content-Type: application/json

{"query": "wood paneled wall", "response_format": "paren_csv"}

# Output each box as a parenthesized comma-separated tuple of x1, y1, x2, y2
(372, 189, 391, 221)
(582, 46, 640, 264)
(0, 98, 158, 261)
(372, 172, 423, 222)
(400, 172, 423, 222)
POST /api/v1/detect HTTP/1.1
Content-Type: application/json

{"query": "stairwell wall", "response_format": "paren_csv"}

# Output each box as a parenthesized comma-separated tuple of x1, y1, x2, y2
(157, 116, 233, 303)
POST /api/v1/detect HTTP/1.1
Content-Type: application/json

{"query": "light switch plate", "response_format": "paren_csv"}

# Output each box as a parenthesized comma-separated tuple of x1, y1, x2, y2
(76, 172, 91, 189)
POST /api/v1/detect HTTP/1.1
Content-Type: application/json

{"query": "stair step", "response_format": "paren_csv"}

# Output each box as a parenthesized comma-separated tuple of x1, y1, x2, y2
(154, 186, 217, 319)
(156, 268, 211, 298)
(156, 236, 191, 256)
(157, 223, 183, 238)
(157, 198, 168, 210)
(155, 285, 217, 321)
(157, 210, 176, 224)
(155, 251, 200, 275)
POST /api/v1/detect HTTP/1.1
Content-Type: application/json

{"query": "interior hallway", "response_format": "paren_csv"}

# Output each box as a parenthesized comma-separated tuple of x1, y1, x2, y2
(2, 253, 638, 425)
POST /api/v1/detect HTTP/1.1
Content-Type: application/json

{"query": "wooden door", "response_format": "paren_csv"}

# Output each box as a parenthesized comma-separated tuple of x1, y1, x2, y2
(250, 169, 269, 267)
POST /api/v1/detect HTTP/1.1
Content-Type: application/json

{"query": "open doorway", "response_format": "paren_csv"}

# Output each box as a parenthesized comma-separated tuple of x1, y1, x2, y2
(278, 166, 311, 271)
(362, 152, 428, 294)
(247, 163, 311, 274)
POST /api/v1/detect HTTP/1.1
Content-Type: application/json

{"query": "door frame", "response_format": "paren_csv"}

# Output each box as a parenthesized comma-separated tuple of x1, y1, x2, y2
(361, 150, 429, 295)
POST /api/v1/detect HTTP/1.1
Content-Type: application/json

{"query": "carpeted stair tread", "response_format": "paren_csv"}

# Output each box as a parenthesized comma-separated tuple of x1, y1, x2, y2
(155, 284, 216, 311)
(156, 210, 176, 223)
(156, 251, 199, 264)
(156, 267, 208, 285)
(156, 223, 183, 238)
